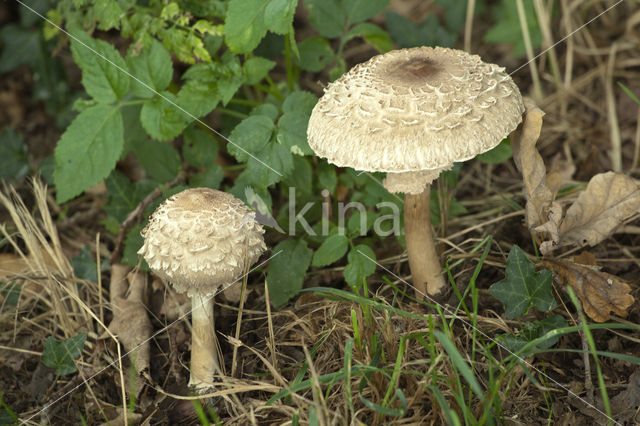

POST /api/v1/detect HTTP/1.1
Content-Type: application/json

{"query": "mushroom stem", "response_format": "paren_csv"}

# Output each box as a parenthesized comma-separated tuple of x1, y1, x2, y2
(404, 185, 447, 299)
(188, 294, 219, 390)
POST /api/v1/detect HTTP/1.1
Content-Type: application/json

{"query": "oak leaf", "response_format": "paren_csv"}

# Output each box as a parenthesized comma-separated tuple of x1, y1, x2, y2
(543, 258, 635, 322)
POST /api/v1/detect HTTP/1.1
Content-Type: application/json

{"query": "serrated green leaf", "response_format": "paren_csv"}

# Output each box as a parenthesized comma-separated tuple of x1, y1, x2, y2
(133, 139, 181, 183)
(190, 165, 223, 189)
(312, 234, 349, 267)
(345, 23, 393, 53)
(140, 92, 190, 140)
(297, 36, 334, 72)
(265, 0, 298, 35)
(283, 90, 318, 115)
(104, 171, 156, 222)
(489, 245, 555, 318)
(177, 79, 219, 118)
(477, 138, 512, 164)
(92, 0, 123, 31)
(343, 0, 389, 25)
(304, 0, 345, 38)
(182, 127, 218, 168)
(283, 156, 312, 195)
(483, 0, 542, 58)
(251, 104, 280, 121)
(70, 30, 130, 102)
(41, 334, 86, 376)
(317, 161, 337, 193)
(0, 127, 29, 181)
(344, 244, 376, 288)
(268, 239, 313, 306)
(227, 115, 275, 162)
(385, 12, 456, 48)
(54, 104, 124, 203)
(246, 141, 293, 187)
(347, 210, 378, 236)
(122, 223, 148, 270)
(277, 112, 314, 156)
(244, 56, 276, 85)
(127, 39, 173, 98)
(225, 0, 268, 53)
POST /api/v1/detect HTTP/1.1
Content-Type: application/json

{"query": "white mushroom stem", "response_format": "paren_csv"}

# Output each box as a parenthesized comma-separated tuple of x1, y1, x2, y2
(188, 294, 219, 390)
(404, 186, 447, 299)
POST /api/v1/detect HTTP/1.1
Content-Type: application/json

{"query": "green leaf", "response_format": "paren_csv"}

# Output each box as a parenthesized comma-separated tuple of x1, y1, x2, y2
(435, 0, 469, 32)
(127, 39, 173, 98)
(304, 0, 345, 39)
(54, 104, 124, 203)
(385, 12, 456, 48)
(133, 139, 181, 183)
(104, 171, 155, 223)
(140, 92, 190, 141)
(297, 36, 334, 72)
(283, 90, 318, 116)
(312, 234, 349, 267)
(344, 244, 376, 288)
(0, 25, 39, 73)
(345, 23, 393, 53)
(500, 314, 567, 355)
(70, 246, 99, 283)
(41, 334, 87, 376)
(342, 0, 389, 25)
(122, 224, 148, 270)
(246, 141, 293, 187)
(265, 0, 298, 35)
(225, 0, 268, 53)
(0, 127, 29, 181)
(317, 161, 337, 193)
(483, 0, 542, 58)
(92, 0, 123, 31)
(177, 79, 219, 118)
(70, 30, 130, 102)
(268, 239, 313, 307)
(277, 112, 314, 156)
(227, 115, 275, 162)
(283, 155, 313, 194)
(251, 103, 280, 121)
(489, 245, 555, 318)
(477, 138, 512, 164)
(182, 127, 218, 168)
(430, 191, 468, 227)
(244, 56, 276, 85)
(0, 282, 21, 307)
(190, 165, 224, 189)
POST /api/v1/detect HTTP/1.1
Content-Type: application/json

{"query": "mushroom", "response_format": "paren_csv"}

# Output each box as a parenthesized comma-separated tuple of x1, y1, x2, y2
(138, 188, 266, 390)
(307, 47, 524, 299)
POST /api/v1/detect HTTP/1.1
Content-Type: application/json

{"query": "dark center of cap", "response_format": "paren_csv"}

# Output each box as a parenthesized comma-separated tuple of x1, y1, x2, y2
(381, 56, 444, 85)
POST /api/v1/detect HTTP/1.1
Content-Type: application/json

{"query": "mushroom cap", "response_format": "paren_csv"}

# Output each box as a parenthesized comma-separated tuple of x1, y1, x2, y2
(138, 188, 266, 297)
(307, 46, 525, 173)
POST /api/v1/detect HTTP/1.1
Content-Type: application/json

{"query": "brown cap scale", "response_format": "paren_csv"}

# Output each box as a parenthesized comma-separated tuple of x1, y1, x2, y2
(307, 47, 524, 298)
(138, 188, 266, 389)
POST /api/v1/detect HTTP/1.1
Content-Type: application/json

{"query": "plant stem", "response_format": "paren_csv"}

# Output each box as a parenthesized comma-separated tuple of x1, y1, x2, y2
(404, 186, 446, 299)
(189, 294, 218, 391)
(284, 34, 294, 92)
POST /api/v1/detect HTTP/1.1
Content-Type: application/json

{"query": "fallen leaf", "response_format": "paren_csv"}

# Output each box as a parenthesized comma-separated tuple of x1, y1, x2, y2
(534, 202, 563, 255)
(559, 171, 640, 247)
(546, 154, 576, 196)
(572, 251, 597, 267)
(543, 258, 635, 322)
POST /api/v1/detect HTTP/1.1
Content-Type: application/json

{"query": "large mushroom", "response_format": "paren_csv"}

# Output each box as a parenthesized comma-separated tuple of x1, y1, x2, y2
(138, 188, 266, 390)
(307, 47, 524, 299)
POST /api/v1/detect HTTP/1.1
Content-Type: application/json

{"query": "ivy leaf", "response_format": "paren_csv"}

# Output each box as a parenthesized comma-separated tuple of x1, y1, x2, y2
(312, 234, 349, 267)
(70, 30, 130, 103)
(225, 0, 268, 53)
(268, 239, 313, 307)
(342, 0, 389, 25)
(477, 138, 512, 164)
(489, 245, 555, 318)
(41, 334, 86, 376)
(0, 127, 29, 181)
(304, 0, 345, 39)
(265, 0, 298, 35)
(345, 23, 393, 53)
(500, 314, 567, 356)
(127, 39, 173, 98)
(297, 36, 334, 72)
(244, 56, 276, 85)
(54, 104, 124, 203)
(344, 244, 376, 288)
(385, 12, 456, 48)
(483, 0, 542, 58)
(140, 92, 191, 141)
(227, 115, 275, 162)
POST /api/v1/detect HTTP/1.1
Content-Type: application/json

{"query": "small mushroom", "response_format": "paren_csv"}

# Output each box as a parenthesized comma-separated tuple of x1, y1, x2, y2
(307, 47, 524, 299)
(138, 188, 266, 390)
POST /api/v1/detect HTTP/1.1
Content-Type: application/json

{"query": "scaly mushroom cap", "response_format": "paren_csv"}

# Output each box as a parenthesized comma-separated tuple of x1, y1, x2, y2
(138, 188, 266, 297)
(307, 46, 525, 173)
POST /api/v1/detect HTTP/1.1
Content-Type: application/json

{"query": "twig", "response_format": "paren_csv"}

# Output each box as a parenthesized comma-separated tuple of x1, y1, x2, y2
(109, 173, 184, 265)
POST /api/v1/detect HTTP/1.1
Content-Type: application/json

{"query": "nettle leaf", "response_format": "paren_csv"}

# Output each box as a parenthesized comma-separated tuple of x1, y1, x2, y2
(133, 139, 181, 183)
(483, 0, 542, 58)
(182, 127, 218, 168)
(41, 334, 87, 376)
(225, 0, 269, 53)
(304, 0, 345, 39)
(122, 223, 148, 270)
(343, 0, 389, 25)
(385, 12, 455, 48)
(70, 30, 130, 103)
(312, 234, 349, 267)
(345, 23, 393, 53)
(477, 138, 512, 164)
(268, 239, 313, 307)
(244, 56, 276, 85)
(227, 115, 275, 162)
(127, 39, 173, 99)
(344, 244, 376, 288)
(489, 245, 555, 318)
(104, 171, 156, 223)
(140, 92, 191, 141)
(265, 0, 298, 35)
(0, 127, 29, 181)
(54, 104, 124, 203)
(297, 36, 334, 72)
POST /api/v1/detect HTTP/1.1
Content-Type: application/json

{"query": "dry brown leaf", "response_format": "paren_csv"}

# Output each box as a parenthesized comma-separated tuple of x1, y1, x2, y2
(535, 202, 563, 255)
(544, 258, 635, 322)
(572, 251, 597, 267)
(559, 171, 640, 247)
(546, 154, 576, 196)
